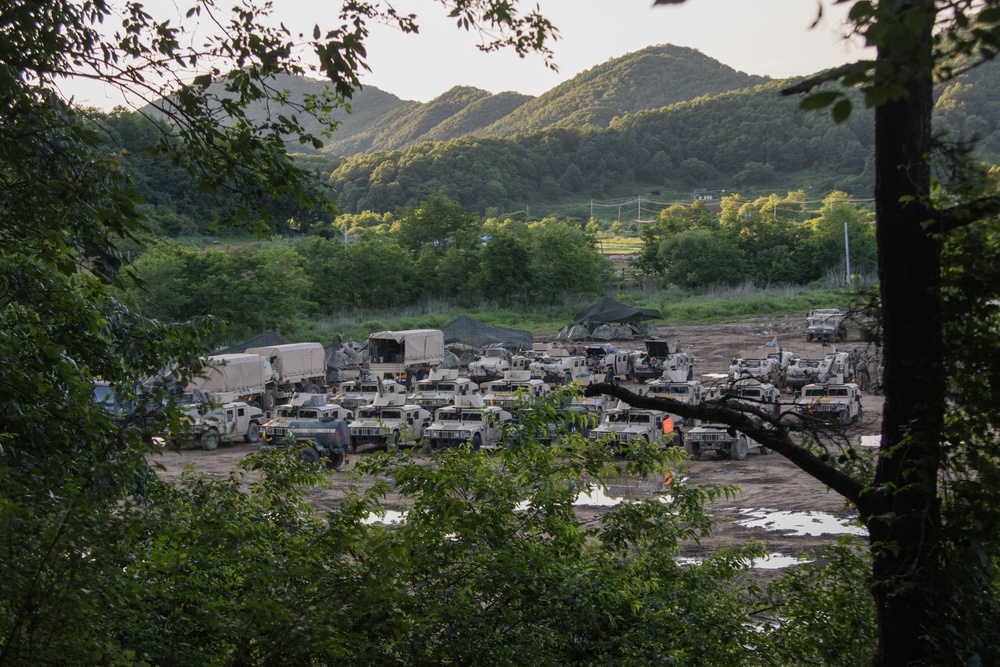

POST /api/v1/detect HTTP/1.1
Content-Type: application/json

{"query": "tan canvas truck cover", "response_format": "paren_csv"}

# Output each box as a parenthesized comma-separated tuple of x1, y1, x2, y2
(245, 342, 326, 384)
(190, 354, 271, 395)
(368, 329, 445, 375)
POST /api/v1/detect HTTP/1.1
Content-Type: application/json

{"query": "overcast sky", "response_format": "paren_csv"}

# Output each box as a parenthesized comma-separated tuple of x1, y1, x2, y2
(65, 0, 869, 108)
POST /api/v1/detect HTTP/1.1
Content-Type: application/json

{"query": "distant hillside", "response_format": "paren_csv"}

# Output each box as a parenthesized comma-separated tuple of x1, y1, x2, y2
(476, 44, 771, 138)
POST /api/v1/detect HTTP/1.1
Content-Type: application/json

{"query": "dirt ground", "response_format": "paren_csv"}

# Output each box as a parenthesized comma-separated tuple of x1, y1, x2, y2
(149, 315, 880, 565)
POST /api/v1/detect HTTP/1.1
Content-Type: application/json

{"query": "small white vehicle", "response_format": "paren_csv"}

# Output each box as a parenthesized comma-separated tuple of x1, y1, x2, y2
(716, 379, 781, 419)
(806, 308, 846, 342)
(728, 348, 782, 385)
(333, 378, 383, 410)
(173, 401, 264, 451)
(424, 394, 513, 450)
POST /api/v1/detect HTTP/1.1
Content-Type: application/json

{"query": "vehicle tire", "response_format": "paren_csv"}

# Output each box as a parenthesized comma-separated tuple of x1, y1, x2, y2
(806, 333, 813, 342)
(200, 428, 220, 451)
(732, 436, 749, 461)
(471, 433, 482, 452)
(262, 389, 277, 413)
(303, 383, 321, 394)
(684, 439, 700, 461)
(244, 422, 261, 444)
(300, 446, 321, 466)
(760, 445, 773, 455)
(605, 370, 614, 383)
(325, 449, 345, 470)
(563, 373, 572, 386)
(389, 429, 401, 450)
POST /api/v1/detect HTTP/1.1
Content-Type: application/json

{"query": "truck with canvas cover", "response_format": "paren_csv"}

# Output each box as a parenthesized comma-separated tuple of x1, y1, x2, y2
(349, 379, 432, 450)
(186, 353, 274, 411)
(408, 368, 481, 410)
(245, 342, 330, 399)
(424, 394, 512, 450)
(368, 329, 445, 388)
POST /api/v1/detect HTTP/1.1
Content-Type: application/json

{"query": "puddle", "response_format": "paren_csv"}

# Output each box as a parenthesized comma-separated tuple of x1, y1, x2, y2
(734, 509, 867, 536)
(753, 553, 813, 569)
(362, 509, 408, 525)
(675, 553, 812, 569)
(702, 373, 729, 380)
(860, 435, 881, 448)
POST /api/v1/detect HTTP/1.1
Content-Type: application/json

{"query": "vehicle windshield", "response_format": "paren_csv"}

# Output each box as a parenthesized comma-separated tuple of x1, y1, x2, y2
(437, 411, 461, 422)
(606, 412, 628, 423)
(358, 408, 379, 419)
(804, 388, 828, 397)
(739, 389, 761, 399)
(629, 414, 651, 424)
(464, 413, 483, 422)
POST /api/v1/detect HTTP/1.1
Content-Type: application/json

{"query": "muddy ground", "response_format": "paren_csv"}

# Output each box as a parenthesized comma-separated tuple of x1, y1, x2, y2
(150, 315, 880, 567)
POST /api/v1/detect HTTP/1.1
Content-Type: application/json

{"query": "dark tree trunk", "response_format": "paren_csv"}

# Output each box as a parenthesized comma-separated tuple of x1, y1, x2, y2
(867, 2, 947, 664)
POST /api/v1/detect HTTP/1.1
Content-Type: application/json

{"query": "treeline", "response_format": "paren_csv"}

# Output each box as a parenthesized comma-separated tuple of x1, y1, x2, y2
(120, 192, 611, 337)
(119, 189, 878, 338)
(635, 191, 878, 287)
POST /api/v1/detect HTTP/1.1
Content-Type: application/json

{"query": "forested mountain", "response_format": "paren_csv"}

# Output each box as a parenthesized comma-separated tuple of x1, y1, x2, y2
(328, 79, 875, 217)
(475, 44, 770, 138)
(123, 43, 1000, 233)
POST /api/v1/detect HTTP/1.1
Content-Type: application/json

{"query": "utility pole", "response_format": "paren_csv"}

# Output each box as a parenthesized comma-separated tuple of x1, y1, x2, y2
(844, 221, 852, 284)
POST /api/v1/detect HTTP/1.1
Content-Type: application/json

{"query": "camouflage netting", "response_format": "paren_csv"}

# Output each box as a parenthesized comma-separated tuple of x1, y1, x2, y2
(215, 330, 289, 354)
(557, 297, 662, 341)
(441, 315, 533, 351)
(557, 321, 658, 341)
(572, 297, 662, 326)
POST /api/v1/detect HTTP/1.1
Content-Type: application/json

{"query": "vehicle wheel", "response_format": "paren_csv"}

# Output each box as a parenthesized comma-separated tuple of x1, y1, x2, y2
(300, 446, 321, 466)
(325, 449, 345, 470)
(605, 370, 614, 383)
(471, 434, 482, 451)
(731, 436, 749, 461)
(806, 333, 813, 342)
(684, 439, 700, 461)
(563, 373, 572, 386)
(389, 429, 401, 450)
(262, 389, 277, 413)
(243, 422, 259, 444)
(303, 383, 321, 394)
(760, 445, 773, 455)
(200, 428, 220, 451)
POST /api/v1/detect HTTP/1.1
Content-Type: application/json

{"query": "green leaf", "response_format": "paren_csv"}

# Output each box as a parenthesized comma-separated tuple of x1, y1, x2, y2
(832, 98, 853, 123)
(800, 91, 841, 110)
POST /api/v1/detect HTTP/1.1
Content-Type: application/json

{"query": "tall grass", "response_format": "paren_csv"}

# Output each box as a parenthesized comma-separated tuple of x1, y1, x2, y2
(282, 283, 863, 343)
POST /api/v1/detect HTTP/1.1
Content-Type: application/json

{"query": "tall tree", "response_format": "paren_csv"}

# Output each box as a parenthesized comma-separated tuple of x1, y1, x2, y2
(588, 2, 1000, 664)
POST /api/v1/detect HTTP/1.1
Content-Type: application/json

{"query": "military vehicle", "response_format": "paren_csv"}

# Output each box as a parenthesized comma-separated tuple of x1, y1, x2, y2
(261, 414, 350, 469)
(424, 394, 513, 450)
(684, 422, 771, 461)
(529, 346, 595, 386)
(794, 382, 863, 425)
(588, 402, 679, 449)
(639, 379, 704, 427)
(408, 368, 481, 410)
(467, 346, 530, 383)
(368, 329, 445, 388)
(583, 343, 632, 382)
(172, 401, 264, 451)
(806, 308, 846, 342)
(350, 379, 432, 449)
(481, 370, 551, 409)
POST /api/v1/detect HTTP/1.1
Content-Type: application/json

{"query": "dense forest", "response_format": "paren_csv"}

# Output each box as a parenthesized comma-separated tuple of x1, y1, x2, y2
(111, 43, 1000, 240)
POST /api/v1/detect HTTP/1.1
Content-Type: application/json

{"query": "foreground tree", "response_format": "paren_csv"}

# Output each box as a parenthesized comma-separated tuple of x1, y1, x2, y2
(589, 2, 1000, 663)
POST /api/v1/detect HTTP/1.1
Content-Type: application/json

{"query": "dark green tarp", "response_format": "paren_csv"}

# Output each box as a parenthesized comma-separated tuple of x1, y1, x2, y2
(573, 297, 662, 325)
(442, 316, 533, 351)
